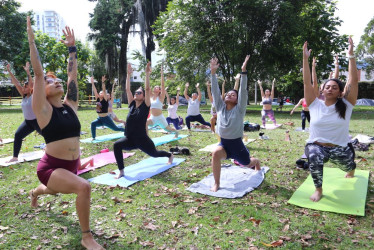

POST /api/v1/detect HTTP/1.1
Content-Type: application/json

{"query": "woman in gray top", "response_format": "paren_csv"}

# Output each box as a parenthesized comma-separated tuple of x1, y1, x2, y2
(6, 62, 41, 163)
(210, 55, 260, 192)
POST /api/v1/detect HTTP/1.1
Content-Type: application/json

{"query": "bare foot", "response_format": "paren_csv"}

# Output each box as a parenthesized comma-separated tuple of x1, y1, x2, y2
(29, 189, 38, 208)
(254, 165, 261, 171)
(89, 158, 94, 167)
(345, 169, 355, 178)
(210, 183, 219, 192)
(174, 131, 179, 138)
(81, 232, 104, 250)
(115, 170, 124, 179)
(310, 188, 323, 202)
(6, 157, 18, 163)
(168, 154, 174, 165)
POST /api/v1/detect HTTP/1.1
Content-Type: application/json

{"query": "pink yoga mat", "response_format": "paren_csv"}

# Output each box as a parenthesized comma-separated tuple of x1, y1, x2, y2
(78, 151, 134, 175)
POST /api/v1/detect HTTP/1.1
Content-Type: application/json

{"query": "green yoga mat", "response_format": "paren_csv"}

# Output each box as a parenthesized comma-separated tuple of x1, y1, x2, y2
(288, 167, 369, 216)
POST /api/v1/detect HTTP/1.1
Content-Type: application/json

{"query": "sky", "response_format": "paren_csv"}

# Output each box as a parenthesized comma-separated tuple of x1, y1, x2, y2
(17, 0, 373, 53)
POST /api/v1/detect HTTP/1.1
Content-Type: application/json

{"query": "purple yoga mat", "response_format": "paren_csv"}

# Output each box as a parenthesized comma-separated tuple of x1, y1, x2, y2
(78, 151, 134, 175)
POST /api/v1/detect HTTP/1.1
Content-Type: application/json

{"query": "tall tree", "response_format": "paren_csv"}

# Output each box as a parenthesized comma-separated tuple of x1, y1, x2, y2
(357, 17, 374, 79)
(88, 0, 170, 102)
(153, 0, 347, 101)
(0, 0, 29, 78)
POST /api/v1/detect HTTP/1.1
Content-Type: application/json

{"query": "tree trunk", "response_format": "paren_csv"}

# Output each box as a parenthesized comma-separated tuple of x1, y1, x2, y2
(119, 11, 134, 104)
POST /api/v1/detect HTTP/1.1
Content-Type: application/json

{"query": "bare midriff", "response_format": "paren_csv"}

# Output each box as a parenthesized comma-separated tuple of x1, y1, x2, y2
(150, 108, 162, 116)
(98, 113, 108, 117)
(262, 104, 272, 110)
(45, 137, 80, 160)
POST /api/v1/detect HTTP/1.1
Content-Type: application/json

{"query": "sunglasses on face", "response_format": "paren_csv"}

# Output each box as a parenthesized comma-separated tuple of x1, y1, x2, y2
(46, 78, 56, 84)
(135, 91, 143, 95)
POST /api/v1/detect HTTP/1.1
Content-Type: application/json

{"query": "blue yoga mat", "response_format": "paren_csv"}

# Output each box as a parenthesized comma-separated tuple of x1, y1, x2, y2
(81, 133, 188, 144)
(88, 157, 185, 187)
(80, 132, 124, 143)
(152, 134, 188, 146)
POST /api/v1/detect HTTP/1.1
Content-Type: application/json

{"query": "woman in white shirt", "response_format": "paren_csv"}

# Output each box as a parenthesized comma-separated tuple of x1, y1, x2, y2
(302, 37, 358, 202)
(184, 82, 211, 131)
(165, 87, 181, 130)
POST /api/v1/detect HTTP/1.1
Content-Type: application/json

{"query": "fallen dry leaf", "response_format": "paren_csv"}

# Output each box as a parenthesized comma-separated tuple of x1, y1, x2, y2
(225, 230, 234, 235)
(144, 222, 159, 231)
(139, 241, 154, 247)
(282, 224, 290, 232)
(261, 239, 283, 247)
(249, 218, 261, 227)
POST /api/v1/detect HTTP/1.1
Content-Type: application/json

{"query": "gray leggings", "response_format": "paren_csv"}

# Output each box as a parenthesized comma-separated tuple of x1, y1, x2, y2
(305, 143, 356, 188)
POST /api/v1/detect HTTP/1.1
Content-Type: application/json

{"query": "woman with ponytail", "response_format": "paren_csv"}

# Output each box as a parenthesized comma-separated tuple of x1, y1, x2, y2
(302, 37, 358, 202)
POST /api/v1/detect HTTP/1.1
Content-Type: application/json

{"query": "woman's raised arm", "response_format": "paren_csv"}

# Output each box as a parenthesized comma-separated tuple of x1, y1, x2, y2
(61, 26, 78, 110)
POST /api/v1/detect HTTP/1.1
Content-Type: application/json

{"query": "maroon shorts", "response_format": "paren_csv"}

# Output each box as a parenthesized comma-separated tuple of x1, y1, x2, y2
(37, 153, 80, 186)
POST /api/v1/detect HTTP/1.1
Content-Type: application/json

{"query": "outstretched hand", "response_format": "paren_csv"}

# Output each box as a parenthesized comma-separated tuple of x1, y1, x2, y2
(127, 63, 133, 75)
(334, 55, 339, 65)
(241, 55, 250, 72)
(312, 57, 317, 67)
(145, 61, 152, 74)
(272, 78, 276, 84)
(101, 75, 107, 83)
(185, 82, 189, 88)
(60, 26, 75, 47)
(303, 41, 311, 59)
(195, 83, 200, 89)
(210, 58, 219, 75)
(26, 16, 35, 42)
(6, 64, 11, 72)
(177, 87, 180, 91)
(234, 73, 241, 81)
(348, 36, 354, 56)
(23, 62, 30, 72)
(257, 80, 262, 86)
(90, 76, 94, 84)
(205, 81, 211, 87)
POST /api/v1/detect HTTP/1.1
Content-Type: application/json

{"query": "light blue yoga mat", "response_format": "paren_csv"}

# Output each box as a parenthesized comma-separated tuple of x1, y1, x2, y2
(152, 134, 188, 146)
(80, 133, 188, 144)
(80, 132, 124, 143)
(88, 157, 185, 187)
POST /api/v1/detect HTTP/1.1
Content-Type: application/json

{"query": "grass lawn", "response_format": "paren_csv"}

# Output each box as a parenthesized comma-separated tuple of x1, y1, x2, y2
(0, 103, 373, 249)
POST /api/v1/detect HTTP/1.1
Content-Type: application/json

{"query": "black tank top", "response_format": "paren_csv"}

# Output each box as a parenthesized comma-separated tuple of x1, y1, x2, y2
(125, 100, 149, 138)
(96, 98, 109, 113)
(41, 104, 81, 144)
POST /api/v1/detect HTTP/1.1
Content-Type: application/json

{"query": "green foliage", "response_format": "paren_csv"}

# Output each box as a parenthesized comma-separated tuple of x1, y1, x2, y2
(357, 17, 374, 79)
(154, 0, 347, 99)
(0, 0, 30, 78)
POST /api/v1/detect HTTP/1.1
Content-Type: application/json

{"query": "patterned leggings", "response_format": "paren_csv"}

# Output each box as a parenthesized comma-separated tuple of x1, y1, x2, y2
(305, 143, 356, 188)
(261, 109, 276, 126)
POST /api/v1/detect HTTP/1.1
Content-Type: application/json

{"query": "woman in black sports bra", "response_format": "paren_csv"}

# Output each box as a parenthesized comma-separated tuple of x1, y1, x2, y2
(113, 63, 174, 179)
(26, 17, 103, 249)
(90, 75, 124, 140)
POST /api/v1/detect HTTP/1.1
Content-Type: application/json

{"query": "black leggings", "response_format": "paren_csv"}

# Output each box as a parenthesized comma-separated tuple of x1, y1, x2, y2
(14, 119, 41, 157)
(185, 114, 211, 129)
(301, 110, 310, 130)
(113, 136, 172, 170)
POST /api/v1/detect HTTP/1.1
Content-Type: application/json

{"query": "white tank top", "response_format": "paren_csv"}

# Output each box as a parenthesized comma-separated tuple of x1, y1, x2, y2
(150, 96, 163, 110)
(168, 104, 178, 119)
